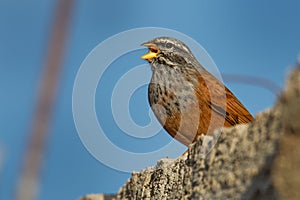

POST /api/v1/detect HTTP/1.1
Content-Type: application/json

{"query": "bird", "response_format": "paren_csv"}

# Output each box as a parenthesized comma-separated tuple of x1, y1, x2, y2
(141, 37, 253, 146)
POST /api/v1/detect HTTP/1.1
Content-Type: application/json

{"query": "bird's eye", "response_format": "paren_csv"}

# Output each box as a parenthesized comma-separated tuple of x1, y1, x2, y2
(165, 42, 173, 49)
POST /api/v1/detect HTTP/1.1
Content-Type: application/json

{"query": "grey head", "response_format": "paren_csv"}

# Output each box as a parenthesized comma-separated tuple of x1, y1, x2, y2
(141, 37, 199, 67)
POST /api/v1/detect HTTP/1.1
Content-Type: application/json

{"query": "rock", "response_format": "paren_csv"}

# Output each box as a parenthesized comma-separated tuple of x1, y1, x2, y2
(115, 108, 282, 200)
(78, 194, 116, 200)
(272, 64, 300, 200)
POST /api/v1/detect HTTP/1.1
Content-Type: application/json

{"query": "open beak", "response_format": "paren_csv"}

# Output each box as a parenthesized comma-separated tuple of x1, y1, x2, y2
(140, 42, 160, 61)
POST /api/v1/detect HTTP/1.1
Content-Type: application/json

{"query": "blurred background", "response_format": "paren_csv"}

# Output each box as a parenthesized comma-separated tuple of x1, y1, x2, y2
(1, 0, 300, 200)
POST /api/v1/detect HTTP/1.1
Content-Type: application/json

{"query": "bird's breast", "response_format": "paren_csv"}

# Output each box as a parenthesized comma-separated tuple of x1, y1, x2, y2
(148, 66, 199, 117)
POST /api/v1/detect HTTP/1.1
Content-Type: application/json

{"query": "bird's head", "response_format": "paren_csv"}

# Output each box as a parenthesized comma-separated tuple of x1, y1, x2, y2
(141, 37, 195, 65)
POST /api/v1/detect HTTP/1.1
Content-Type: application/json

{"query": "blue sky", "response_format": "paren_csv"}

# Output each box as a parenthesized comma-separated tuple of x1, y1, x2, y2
(1, 0, 300, 199)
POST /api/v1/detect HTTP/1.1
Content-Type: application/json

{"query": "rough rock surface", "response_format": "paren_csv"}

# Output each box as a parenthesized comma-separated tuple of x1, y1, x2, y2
(79, 194, 116, 200)
(79, 65, 300, 200)
(272, 64, 300, 200)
